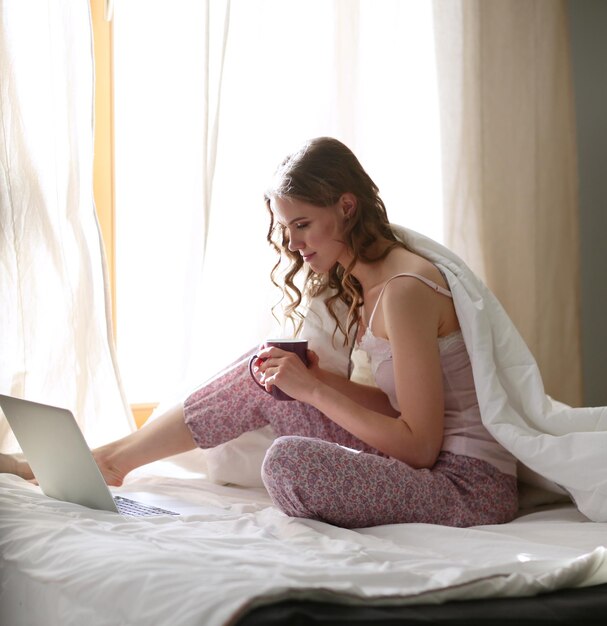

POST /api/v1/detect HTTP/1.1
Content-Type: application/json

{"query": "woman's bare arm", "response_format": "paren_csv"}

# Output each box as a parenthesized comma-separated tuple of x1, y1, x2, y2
(314, 366, 399, 417)
(293, 279, 445, 468)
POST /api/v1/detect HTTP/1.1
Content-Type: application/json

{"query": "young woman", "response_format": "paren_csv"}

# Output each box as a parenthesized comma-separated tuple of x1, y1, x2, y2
(1, 137, 518, 528)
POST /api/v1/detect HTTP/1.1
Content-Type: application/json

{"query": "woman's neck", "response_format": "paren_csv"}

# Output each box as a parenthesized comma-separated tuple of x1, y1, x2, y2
(339, 242, 408, 293)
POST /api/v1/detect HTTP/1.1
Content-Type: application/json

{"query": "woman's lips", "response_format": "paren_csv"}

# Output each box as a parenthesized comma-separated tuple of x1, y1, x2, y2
(302, 253, 316, 262)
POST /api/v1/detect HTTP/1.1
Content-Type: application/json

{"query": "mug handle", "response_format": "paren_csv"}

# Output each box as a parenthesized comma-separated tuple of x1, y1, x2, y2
(248, 354, 270, 393)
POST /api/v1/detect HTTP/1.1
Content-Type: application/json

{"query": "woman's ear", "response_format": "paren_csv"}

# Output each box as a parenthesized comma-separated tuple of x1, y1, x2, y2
(340, 193, 357, 220)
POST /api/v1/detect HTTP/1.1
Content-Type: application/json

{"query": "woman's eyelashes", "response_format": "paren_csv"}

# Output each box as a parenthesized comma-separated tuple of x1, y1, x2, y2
(294, 222, 309, 230)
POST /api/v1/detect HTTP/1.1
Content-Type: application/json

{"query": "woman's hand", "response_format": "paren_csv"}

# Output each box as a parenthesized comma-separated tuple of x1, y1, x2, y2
(253, 347, 321, 403)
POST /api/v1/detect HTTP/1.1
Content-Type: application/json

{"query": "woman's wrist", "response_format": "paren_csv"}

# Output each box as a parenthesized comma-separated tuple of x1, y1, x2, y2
(311, 365, 328, 385)
(303, 377, 329, 407)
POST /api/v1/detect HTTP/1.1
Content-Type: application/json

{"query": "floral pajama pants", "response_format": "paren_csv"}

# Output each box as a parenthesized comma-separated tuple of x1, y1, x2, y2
(183, 352, 518, 529)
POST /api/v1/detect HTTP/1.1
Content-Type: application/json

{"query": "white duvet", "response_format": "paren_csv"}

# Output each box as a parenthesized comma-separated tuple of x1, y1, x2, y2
(1, 457, 606, 626)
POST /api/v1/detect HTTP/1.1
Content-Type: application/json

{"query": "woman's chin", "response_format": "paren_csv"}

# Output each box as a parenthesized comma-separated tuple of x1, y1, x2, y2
(306, 259, 324, 273)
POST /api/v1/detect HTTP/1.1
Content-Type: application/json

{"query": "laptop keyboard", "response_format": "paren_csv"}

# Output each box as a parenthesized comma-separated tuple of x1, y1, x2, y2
(114, 495, 179, 517)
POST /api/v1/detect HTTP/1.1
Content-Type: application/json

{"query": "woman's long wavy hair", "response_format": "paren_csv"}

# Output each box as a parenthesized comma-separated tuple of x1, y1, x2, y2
(264, 137, 410, 346)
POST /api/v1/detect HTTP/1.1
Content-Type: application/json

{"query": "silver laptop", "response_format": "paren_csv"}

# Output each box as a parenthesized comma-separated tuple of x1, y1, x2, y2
(0, 394, 179, 516)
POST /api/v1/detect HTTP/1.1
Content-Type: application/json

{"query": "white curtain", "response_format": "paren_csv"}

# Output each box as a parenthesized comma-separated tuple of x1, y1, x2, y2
(0, 1, 132, 452)
(113, 0, 444, 404)
(433, 0, 583, 407)
(200, 0, 231, 260)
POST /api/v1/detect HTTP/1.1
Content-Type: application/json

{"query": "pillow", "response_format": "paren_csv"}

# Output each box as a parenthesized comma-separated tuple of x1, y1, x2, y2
(204, 426, 275, 488)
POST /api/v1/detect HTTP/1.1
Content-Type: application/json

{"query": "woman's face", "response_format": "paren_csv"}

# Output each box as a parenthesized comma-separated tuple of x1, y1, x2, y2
(270, 196, 349, 273)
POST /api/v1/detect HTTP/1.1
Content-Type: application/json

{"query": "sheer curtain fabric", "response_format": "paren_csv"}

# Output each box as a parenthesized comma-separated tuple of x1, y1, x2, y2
(0, 1, 132, 451)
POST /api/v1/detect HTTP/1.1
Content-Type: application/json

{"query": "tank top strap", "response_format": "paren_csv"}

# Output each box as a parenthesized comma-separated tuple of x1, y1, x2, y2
(367, 273, 453, 330)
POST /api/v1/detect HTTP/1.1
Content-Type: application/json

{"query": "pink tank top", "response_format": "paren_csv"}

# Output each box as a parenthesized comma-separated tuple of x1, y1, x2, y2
(358, 273, 516, 476)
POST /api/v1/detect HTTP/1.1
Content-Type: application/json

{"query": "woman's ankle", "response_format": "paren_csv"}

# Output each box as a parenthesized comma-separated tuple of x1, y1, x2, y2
(92, 437, 137, 487)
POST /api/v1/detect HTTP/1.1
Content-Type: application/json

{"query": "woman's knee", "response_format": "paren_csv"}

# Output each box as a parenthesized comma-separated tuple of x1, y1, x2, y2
(261, 436, 301, 490)
(261, 436, 321, 519)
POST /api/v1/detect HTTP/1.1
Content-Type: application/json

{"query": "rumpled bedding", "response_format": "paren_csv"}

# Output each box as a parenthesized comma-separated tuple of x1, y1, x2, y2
(1, 456, 606, 626)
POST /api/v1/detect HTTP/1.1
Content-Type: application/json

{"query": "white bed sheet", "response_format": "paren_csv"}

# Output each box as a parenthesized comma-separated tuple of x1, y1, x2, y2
(1, 455, 607, 626)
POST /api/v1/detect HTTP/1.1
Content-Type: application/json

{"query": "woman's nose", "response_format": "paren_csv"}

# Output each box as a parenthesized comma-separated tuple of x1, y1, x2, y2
(288, 233, 303, 252)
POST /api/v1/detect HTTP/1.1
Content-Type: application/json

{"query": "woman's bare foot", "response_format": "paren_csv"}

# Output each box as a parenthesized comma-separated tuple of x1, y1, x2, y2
(90, 401, 195, 487)
(92, 443, 132, 487)
(0, 453, 35, 480)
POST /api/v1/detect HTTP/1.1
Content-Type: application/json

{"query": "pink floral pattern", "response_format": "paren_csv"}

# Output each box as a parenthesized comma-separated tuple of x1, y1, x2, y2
(184, 351, 518, 529)
(184, 351, 379, 453)
(262, 438, 517, 528)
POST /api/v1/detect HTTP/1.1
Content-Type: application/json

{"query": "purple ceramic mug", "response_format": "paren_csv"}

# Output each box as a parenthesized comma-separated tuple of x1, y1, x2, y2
(248, 339, 309, 401)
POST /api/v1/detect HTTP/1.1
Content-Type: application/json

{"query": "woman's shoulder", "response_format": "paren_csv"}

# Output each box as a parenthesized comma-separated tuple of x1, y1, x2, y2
(380, 250, 459, 338)
(362, 248, 455, 337)
(382, 248, 448, 292)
